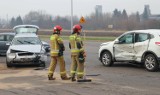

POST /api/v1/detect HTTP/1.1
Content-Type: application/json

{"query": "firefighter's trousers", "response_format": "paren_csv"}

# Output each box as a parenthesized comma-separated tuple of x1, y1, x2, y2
(48, 56, 67, 77)
(70, 55, 84, 79)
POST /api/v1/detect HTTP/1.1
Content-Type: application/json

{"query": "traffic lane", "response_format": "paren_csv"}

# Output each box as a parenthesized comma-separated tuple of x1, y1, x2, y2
(67, 41, 160, 94)
(64, 41, 160, 94)
(1, 41, 160, 94)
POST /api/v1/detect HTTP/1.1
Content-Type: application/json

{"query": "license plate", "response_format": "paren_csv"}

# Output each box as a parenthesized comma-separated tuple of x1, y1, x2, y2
(21, 58, 32, 62)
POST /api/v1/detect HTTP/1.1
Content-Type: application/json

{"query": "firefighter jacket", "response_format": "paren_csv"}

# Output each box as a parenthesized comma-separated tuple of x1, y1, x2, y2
(50, 34, 65, 56)
(69, 33, 84, 55)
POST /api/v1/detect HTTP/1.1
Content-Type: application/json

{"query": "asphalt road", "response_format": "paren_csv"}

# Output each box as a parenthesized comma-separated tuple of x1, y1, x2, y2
(0, 41, 160, 95)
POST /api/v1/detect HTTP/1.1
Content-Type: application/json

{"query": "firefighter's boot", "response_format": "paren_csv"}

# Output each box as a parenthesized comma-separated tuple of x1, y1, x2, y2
(71, 76, 76, 82)
(48, 74, 56, 80)
(61, 76, 71, 80)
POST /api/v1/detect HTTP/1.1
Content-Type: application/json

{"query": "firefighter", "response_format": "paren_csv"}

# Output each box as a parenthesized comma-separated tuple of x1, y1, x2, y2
(48, 25, 70, 80)
(69, 24, 86, 81)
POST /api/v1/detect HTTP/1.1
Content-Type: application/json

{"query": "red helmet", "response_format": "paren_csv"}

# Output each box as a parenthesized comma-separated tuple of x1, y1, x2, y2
(53, 25, 62, 32)
(73, 24, 82, 32)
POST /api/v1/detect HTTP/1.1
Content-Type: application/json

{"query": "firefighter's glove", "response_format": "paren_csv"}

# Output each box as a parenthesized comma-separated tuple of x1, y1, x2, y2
(59, 44, 65, 51)
(79, 52, 85, 63)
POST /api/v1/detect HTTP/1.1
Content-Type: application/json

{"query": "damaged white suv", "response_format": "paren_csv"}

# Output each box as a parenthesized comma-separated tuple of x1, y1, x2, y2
(99, 29, 160, 72)
(6, 25, 47, 67)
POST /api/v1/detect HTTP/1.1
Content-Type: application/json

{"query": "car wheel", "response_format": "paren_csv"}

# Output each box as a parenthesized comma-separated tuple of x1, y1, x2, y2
(6, 59, 12, 68)
(144, 54, 159, 72)
(39, 62, 46, 67)
(101, 51, 113, 66)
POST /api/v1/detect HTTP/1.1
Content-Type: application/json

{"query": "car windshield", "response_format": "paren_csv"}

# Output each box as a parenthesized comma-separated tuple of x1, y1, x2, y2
(12, 37, 41, 45)
(15, 27, 37, 34)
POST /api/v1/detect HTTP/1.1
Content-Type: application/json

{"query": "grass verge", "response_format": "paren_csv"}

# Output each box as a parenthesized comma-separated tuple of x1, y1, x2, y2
(39, 35, 116, 41)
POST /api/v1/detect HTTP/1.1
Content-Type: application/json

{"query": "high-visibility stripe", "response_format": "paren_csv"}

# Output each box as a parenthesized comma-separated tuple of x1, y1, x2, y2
(71, 49, 80, 53)
(71, 71, 76, 74)
(48, 71, 53, 73)
(60, 71, 66, 74)
(77, 72, 84, 75)
(51, 50, 59, 53)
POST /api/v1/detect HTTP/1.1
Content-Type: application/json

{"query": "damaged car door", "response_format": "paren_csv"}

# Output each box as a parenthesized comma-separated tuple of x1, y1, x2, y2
(114, 33, 135, 61)
(133, 33, 150, 62)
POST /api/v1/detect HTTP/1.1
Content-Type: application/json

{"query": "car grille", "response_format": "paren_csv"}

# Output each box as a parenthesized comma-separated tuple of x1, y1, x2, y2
(18, 52, 34, 56)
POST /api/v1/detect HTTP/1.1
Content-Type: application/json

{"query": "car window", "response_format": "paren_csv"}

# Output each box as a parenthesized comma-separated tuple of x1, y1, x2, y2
(6, 35, 14, 41)
(135, 33, 148, 42)
(0, 35, 5, 41)
(119, 33, 133, 44)
(15, 27, 37, 34)
(12, 37, 41, 45)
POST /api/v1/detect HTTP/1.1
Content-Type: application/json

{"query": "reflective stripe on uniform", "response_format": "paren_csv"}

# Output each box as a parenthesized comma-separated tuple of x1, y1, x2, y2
(60, 71, 66, 74)
(48, 71, 53, 74)
(71, 70, 76, 74)
(71, 49, 80, 53)
(51, 50, 59, 53)
(77, 72, 84, 75)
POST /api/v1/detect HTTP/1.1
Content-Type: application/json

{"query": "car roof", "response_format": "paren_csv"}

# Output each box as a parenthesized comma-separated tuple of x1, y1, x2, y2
(0, 32, 15, 35)
(127, 29, 160, 34)
(14, 33, 38, 38)
(13, 25, 39, 30)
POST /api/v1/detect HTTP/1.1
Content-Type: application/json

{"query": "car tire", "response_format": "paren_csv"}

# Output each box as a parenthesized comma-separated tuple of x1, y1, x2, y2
(39, 62, 46, 67)
(101, 51, 113, 66)
(144, 54, 159, 72)
(6, 59, 12, 68)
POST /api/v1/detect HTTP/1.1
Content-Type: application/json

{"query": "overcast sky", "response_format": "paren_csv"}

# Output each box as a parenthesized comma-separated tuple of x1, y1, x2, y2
(0, 0, 159, 19)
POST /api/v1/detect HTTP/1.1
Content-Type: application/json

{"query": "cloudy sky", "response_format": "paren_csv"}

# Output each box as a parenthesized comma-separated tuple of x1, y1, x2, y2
(0, 0, 159, 19)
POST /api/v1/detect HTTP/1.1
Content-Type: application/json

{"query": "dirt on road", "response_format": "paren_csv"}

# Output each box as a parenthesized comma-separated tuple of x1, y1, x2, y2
(0, 64, 7, 70)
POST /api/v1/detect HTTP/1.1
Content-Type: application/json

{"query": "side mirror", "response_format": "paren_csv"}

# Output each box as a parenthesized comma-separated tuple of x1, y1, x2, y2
(114, 40, 120, 44)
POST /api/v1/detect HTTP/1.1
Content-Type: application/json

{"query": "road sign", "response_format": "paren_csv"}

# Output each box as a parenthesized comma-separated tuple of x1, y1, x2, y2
(79, 16, 86, 23)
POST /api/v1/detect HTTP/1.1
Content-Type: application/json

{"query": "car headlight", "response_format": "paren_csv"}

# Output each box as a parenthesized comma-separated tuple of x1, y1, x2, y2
(8, 53, 16, 59)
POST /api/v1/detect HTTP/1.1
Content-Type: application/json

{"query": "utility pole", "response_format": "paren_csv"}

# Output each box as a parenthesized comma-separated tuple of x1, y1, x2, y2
(6, 14, 8, 28)
(71, 0, 73, 33)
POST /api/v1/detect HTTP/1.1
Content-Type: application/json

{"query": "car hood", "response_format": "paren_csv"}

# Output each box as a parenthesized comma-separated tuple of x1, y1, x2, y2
(10, 45, 42, 53)
(100, 41, 113, 46)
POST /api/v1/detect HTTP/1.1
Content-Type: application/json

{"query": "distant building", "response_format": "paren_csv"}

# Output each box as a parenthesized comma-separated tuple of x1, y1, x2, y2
(149, 15, 160, 20)
(141, 5, 160, 21)
(144, 5, 151, 16)
(95, 5, 102, 17)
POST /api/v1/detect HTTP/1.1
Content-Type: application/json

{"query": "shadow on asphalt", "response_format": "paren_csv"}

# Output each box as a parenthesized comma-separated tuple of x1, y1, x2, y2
(107, 62, 160, 72)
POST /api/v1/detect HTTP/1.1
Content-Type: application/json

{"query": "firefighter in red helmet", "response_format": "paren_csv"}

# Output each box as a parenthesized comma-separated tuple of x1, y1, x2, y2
(48, 25, 70, 80)
(69, 24, 86, 81)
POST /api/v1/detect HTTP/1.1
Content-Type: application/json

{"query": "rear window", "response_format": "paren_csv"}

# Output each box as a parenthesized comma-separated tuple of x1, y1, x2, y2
(15, 27, 37, 34)
(12, 37, 41, 45)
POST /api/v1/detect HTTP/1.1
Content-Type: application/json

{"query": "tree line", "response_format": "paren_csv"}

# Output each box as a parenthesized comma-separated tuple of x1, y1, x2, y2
(0, 8, 160, 30)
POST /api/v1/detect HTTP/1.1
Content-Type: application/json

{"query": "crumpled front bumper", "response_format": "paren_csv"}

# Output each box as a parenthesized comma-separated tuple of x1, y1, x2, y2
(7, 53, 47, 64)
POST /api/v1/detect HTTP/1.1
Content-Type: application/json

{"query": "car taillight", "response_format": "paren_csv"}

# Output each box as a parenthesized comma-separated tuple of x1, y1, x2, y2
(155, 42, 160, 45)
